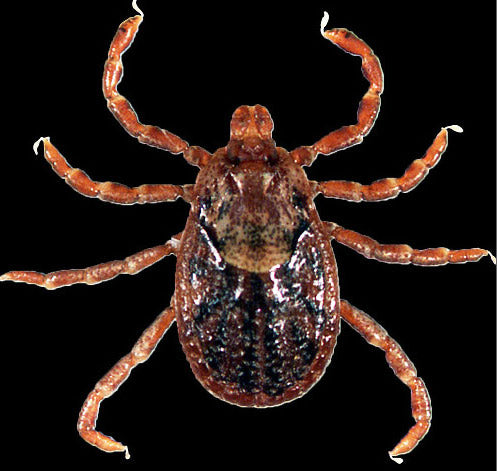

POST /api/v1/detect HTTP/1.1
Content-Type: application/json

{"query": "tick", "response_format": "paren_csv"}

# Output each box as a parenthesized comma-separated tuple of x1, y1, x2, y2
(2, 1, 494, 463)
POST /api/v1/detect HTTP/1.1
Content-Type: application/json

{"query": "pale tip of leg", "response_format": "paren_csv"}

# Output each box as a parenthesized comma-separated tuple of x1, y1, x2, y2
(320, 11, 330, 36)
(33, 136, 49, 155)
(488, 251, 496, 265)
(388, 452, 404, 464)
(132, 0, 144, 17)
(124, 446, 131, 460)
(444, 124, 464, 133)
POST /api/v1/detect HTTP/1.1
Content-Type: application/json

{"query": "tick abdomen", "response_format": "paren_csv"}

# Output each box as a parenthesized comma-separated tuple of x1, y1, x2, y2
(175, 156, 340, 406)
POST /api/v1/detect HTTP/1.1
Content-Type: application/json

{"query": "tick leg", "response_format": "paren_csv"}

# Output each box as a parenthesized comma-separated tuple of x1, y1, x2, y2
(78, 305, 176, 458)
(104, 5, 210, 167)
(291, 12, 383, 166)
(327, 222, 495, 265)
(315, 126, 462, 202)
(0, 236, 180, 289)
(33, 137, 194, 204)
(340, 299, 430, 462)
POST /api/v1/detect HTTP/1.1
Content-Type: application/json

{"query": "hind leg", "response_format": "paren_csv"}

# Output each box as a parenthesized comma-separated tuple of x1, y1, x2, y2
(340, 299, 430, 462)
(78, 305, 176, 458)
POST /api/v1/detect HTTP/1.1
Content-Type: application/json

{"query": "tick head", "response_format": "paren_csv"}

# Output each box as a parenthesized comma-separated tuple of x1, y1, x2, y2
(230, 105, 274, 140)
(227, 105, 277, 164)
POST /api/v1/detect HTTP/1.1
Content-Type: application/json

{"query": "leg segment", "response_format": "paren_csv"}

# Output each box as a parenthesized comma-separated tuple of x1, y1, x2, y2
(340, 299, 430, 462)
(291, 13, 383, 166)
(327, 222, 494, 265)
(33, 137, 193, 204)
(0, 236, 180, 289)
(77, 305, 176, 458)
(315, 126, 462, 202)
(103, 7, 210, 167)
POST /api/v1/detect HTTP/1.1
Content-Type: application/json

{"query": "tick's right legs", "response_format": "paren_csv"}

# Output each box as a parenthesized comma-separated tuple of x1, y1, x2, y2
(315, 125, 462, 202)
(326, 222, 494, 266)
(340, 299, 431, 462)
(291, 12, 383, 166)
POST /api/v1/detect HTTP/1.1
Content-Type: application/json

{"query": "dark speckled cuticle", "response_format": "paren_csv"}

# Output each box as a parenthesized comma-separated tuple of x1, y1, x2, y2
(175, 131, 340, 407)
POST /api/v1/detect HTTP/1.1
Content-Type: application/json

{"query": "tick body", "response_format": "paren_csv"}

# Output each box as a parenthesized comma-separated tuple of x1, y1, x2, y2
(176, 117, 340, 405)
(2, 2, 494, 463)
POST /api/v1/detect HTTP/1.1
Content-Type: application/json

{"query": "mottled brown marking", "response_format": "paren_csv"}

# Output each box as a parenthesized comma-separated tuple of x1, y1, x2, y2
(175, 143, 340, 407)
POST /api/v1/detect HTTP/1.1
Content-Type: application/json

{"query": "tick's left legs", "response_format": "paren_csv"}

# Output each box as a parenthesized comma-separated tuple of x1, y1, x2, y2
(340, 299, 430, 462)
(34, 138, 193, 205)
(78, 305, 176, 458)
(0, 236, 180, 289)
(326, 222, 495, 265)
(104, 4, 210, 166)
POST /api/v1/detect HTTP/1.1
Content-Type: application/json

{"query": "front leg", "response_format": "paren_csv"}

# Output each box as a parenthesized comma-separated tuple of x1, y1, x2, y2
(78, 305, 176, 458)
(104, 3, 210, 167)
(340, 299, 430, 462)
(291, 12, 383, 166)
(326, 222, 495, 265)
(0, 235, 180, 289)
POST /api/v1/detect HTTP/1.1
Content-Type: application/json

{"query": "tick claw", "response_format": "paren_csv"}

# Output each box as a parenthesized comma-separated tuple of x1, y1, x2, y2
(33, 136, 49, 155)
(444, 124, 464, 133)
(132, 0, 144, 17)
(388, 452, 404, 464)
(320, 11, 330, 36)
(124, 446, 131, 460)
(489, 251, 496, 265)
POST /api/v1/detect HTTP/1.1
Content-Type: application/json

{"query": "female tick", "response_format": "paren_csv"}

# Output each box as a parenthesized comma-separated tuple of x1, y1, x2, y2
(2, 2, 494, 463)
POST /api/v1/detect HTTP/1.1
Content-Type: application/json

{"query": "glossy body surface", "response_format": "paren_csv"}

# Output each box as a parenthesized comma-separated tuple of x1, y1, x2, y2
(175, 106, 340, 406)
(1, 1, 494, 464)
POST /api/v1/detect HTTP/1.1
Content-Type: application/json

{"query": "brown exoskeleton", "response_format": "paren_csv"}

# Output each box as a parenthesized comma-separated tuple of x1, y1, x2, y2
(2, 2, 494, 463)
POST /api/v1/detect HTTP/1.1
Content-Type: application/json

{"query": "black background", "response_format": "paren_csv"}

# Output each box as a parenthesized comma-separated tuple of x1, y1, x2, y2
(2, 1, 495, 468)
